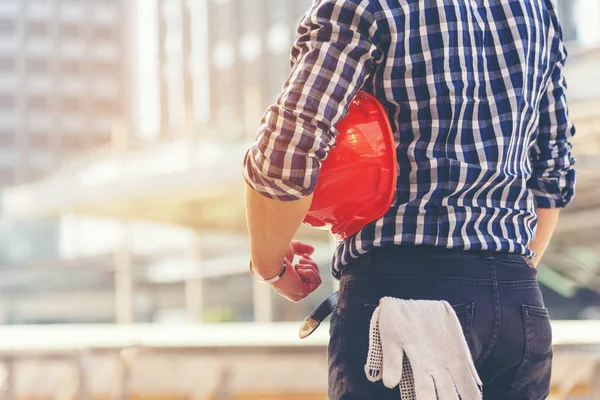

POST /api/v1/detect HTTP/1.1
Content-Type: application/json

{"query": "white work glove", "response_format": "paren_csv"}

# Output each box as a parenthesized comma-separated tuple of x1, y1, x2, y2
(365, 297, 482, 400)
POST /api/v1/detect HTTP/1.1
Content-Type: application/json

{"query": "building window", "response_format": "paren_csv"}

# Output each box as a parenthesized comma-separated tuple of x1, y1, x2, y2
(61, 134, 87, 150)
(26, 0, 54, 17)
(27, 96, 49, 111)
(93, 26, 117, 42)
(28, 134, 52, 149)
(60, 97, 82, 113)
(27, 113, 53, 132)
(0, 19, 15, 35)
(92, 2, 119, 26)
(29, 150, 55, 177)
(93, 99, 118, 115)
(0, 94, 15, 109)
(27, 58, 49, 74)
(61, 114, 85, 133)
(91, 134, 110, 148)
(94, 61, 119, 77)
(0, 169, 14, 185)
(0, 130, 14, 146)
(93, 79, 119, 98)
(60, 60, 81, 75)
(27, 21, 49, 36)
(59, 24, 81, 38)
(0, 57, 14, 72)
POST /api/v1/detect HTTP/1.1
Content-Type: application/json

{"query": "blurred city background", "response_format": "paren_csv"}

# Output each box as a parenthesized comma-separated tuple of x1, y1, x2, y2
(0, 0, 597, 399)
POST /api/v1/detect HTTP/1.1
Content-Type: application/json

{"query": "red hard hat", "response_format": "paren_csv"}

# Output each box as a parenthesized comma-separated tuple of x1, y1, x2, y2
(303, 91, 397, 241)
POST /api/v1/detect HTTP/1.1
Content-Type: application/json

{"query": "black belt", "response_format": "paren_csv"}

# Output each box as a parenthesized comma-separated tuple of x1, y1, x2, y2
(298, 246, 535, 338)
(299, 291, 339, 339)
(299, 254, 362, 338)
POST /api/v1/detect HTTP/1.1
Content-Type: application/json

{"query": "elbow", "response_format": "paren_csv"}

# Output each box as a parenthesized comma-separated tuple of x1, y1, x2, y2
(528, 168, 577, 209)
(243, 149, 319, 201)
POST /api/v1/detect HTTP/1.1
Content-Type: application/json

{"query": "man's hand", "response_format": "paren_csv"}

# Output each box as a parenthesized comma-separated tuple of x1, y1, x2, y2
(529, 208, 561, 267)
(271, 241, 322, 302)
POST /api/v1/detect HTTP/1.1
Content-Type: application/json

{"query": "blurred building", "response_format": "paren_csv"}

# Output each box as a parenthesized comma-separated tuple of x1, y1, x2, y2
(157, 0, 313, 138)
(0, 0, 330, 326)
(0, 0, 134, 186)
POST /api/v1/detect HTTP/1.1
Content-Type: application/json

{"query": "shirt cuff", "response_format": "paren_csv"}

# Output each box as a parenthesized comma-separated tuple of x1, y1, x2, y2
(528, 169, 577, 209)
(242, 148, 318, 201)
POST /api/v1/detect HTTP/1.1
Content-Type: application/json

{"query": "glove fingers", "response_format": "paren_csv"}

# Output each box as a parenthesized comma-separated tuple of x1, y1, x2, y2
(412, 369, 436, 400)
(379, 303, 406, 389)
(405, 353, 436, 399)
(433, 370, 459, 400)
(365, 306, 383, 383)
(453, 361, 483, 400)
(381, 346, 405, 389)
(468, 358, 483, 387)
(399, 353, 417, 400)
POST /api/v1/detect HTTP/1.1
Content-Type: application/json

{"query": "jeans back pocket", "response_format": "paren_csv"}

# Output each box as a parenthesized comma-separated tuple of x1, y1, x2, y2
(365, 302, 476, 346)
(511, 305, 553, 400)
(450, 302, 475, 348)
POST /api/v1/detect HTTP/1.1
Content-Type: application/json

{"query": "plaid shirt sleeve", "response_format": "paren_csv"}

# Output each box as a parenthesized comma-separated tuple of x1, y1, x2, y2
(528, 39, 577, 209)
(243, 0, 382, 201)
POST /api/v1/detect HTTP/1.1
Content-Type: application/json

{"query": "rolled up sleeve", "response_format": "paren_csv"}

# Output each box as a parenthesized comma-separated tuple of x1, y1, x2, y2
(243, 0, 381, 201)
(528, 41, 576, 209)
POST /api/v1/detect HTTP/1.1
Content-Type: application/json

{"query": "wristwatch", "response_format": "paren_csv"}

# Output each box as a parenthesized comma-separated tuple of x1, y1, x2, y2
(249, 260, 287, 284)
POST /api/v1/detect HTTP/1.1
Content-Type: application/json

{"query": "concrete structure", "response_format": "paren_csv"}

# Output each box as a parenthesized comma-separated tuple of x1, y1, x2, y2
(0, 322, 598, 399)
(0, 0, 134, 185)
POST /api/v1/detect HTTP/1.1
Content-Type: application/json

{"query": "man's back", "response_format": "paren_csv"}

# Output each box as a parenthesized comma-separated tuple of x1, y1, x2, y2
(347, 0, 576, 271)
(244, 0, 576, 276)
(243, 1, 574, 398)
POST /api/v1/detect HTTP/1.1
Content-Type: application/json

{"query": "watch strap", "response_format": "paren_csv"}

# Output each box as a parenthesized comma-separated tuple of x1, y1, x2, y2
(249, 261, 287, 284)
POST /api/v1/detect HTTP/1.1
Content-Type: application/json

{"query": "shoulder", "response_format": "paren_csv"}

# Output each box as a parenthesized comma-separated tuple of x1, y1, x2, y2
(303, 0, 386, 31)
(308, 0, 381, 17)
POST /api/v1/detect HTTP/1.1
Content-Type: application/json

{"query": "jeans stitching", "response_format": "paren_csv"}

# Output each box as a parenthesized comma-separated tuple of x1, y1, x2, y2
(344, 276, 494, 288)
(511, 306, 553, 399)
(498, 281, 539, 290)
(494, 257, 532, 266)
(465, 303, 475, 346)
(511, 306, 531, 394)
(478, 258, 501, 365)
(339, 308, 346, 396)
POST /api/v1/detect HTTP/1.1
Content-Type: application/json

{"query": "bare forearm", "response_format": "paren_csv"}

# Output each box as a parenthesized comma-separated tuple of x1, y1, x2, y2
(245, 185, 313, 278)
(529, 208, 560, 267)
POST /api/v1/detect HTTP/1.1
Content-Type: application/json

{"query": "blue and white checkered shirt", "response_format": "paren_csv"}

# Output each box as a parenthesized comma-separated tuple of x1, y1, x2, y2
(243, 0, 576, 277)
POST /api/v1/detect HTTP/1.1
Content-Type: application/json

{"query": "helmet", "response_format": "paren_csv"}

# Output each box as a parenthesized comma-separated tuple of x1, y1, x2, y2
(303, 91, 397, 241)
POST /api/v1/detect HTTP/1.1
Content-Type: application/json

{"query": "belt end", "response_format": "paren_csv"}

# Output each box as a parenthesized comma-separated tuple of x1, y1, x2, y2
(299, 317, 320, 339)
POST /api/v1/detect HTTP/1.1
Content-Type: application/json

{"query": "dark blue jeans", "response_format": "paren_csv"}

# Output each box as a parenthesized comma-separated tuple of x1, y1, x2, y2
(328, 246, 553, 400)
